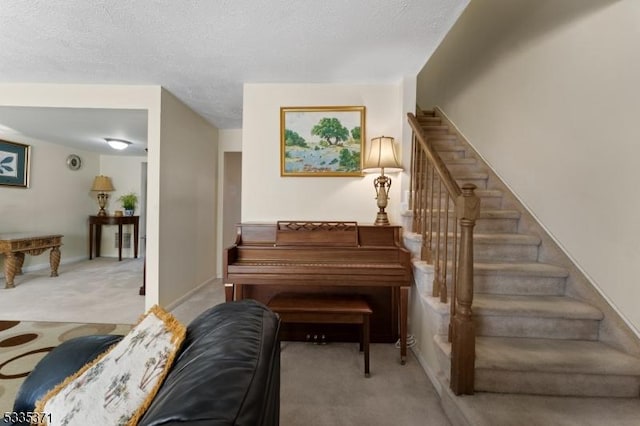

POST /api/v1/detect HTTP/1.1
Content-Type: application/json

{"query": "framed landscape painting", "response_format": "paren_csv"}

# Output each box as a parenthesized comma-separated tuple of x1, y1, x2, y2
(0, 139, 30, 188)
(280, 106, 365, 177)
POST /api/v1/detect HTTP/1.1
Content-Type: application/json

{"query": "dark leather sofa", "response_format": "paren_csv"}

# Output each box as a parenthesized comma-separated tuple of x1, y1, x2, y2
(11, 299, 281, 426)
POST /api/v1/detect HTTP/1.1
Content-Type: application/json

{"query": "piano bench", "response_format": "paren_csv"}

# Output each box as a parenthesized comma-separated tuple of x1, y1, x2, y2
(267, 293, 372, 377)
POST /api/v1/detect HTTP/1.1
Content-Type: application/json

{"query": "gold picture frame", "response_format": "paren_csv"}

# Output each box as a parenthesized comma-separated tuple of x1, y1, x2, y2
(280, 106, 365, 177)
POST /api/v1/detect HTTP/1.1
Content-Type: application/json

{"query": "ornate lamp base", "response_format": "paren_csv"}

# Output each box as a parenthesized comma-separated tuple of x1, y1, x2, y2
(372, 174, 392, 226)
(96, 192, 109, 216)
(374, 210, 390, 226)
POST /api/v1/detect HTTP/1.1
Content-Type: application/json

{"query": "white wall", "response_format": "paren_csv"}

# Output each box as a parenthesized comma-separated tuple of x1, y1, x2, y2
(0, 84, 221, 312)
(417, 0, 640, 333)
(98, 155, 148, 258)
(0, 134, 99, 274)
(216, 129, 242, 276)
(157, 89, 218, 307)
(0, 84, 160, 314)
(242, 83, 407, 224)
(222, 153, 242, 247)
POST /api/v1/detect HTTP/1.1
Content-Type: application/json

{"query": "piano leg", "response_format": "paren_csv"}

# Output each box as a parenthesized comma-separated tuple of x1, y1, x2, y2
(224, 283, 235, 302)
(400, 286, 409, 365)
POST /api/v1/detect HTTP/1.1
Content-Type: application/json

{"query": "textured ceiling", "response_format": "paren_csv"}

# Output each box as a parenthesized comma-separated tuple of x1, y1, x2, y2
(0, 107, 148, 156)
(0, 0, 468, 151)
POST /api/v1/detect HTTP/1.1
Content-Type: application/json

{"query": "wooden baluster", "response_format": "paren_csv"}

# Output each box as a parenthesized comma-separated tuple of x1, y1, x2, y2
(450, 183, 480, 395)
(421, 158, 431, 261)
(409, 133, 416, 214)
(411, 134, 420, 232)
(418, 155, 425, 255)
(449, 208, 459, 343)
(425, 161, 434, 262)
(441, 192, 449, 303)
(418, 150, 426, 234)
(433, 178, 443, 298)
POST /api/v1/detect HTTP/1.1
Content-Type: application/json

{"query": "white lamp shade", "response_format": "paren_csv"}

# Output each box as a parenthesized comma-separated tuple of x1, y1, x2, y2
(105, 138, 131, 150)
(363, 136, 402, 172)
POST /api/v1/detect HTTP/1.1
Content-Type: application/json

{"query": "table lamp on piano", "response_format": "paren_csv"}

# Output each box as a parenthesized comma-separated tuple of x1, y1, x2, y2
(363, 136, 403, 226)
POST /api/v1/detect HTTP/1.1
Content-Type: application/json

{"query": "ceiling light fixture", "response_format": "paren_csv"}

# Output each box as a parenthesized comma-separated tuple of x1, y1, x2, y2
(105, 138, 132, 150)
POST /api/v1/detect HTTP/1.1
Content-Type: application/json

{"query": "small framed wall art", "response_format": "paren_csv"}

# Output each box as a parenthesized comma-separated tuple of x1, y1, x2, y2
(280, 106, 365, 177)
(0, 139, 31, 188)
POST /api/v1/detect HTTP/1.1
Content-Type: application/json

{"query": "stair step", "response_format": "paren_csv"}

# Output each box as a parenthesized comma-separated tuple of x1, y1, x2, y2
(428, 134, 459, 142)
(474, 294, 602, 319)
(447, 163, 487, 175)
(452, 171, 489, 189)
(435, 335, 640, 397)
(419, 208, 519, 219)
(431, 142, 469, 155)
(422, 208, 520, 233)
(432, 144, 465, 153)
(474, 262, 568, 296)
(474, 233, 540, 262)
(404, 191, 504, 216)
(470, 189, 503, 207)
(417, 116, 441, 125)
(408, 228, 538, 262)
(420, 125, 450, 135)
(474, 294, 602, 340)
(427, 188, 502, 209)
(406, 251, 568, 297)
(442, 157, 477, 165)
(452, 171, 488, 180)
(456, 179, 487, 190)
(418, 109, 436, 117)
(476, 211, 519, 232)
(403, 232, 426, 258)
(437, 149, 467, 160)
(438, 375, 640, 426)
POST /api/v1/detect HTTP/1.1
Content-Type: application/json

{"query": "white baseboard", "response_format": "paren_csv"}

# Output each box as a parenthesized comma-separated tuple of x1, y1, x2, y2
(164, 276, 217, 311)
(411, 346, 443, 396)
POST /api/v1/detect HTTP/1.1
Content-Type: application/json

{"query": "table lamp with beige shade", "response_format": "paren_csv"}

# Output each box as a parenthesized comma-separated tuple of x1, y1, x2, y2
(363, 136, 403, 226)
(90, 175, 115, 216)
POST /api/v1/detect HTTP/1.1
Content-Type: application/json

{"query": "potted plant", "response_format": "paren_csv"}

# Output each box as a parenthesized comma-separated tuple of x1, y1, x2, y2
(117, 192, 138, 216)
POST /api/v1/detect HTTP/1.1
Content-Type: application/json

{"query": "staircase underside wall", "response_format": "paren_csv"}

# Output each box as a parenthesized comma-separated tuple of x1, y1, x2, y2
(409, 261, 448, 393)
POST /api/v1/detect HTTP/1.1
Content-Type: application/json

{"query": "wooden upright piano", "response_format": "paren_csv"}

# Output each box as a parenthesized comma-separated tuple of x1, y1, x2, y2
(223, 221, 412, 363)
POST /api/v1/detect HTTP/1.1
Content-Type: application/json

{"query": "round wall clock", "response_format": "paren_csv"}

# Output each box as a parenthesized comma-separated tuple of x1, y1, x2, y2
(66, 154, 82, 170)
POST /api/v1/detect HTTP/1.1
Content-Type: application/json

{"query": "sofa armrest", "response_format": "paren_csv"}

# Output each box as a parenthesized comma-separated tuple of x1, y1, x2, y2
(138, 300, 281, 426)
(11, 334, 123, 423)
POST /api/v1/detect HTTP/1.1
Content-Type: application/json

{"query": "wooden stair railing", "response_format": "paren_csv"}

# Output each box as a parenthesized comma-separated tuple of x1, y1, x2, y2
(407, 111, 480, 395)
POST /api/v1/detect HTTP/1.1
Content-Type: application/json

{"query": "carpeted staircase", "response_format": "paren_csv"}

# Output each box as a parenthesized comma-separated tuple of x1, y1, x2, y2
(403, 108, 640, 406)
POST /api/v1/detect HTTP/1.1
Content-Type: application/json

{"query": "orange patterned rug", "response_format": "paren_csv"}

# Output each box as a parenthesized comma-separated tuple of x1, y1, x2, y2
(0, 320, 131, 411)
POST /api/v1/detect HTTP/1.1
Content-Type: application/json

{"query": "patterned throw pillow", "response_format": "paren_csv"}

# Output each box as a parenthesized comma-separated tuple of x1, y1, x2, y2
(35, 305, 186, 426)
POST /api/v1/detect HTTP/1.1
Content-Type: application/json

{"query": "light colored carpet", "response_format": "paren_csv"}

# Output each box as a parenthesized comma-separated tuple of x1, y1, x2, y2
(0, 258, 145, 324)
(281, 341, 450, 426)
(0, 258, 450, 425)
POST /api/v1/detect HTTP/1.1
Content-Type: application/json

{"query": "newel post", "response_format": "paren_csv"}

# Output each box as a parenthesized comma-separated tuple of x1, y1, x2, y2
(451, 183, 480, 395)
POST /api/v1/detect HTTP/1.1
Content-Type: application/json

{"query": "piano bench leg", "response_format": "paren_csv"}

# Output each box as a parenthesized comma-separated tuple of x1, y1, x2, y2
(363, 313, 370, 377)
(268, 294, 372, 377)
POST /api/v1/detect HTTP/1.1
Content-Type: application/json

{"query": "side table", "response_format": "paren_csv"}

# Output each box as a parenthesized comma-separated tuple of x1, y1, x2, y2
(0, 233, 63, 288)
(88, 215, 139, 261)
